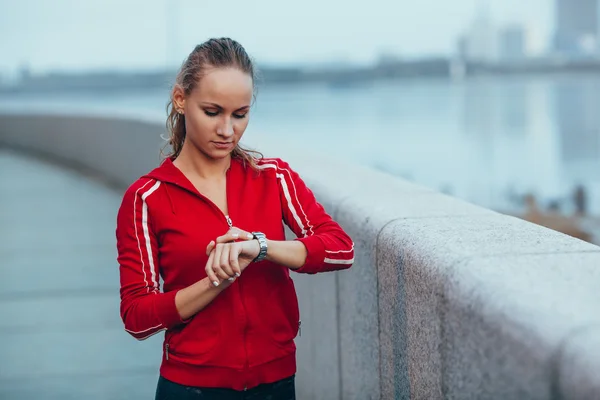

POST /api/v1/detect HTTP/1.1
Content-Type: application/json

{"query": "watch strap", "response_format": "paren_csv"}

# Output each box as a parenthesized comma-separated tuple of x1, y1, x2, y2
(251, 232, 268, 262)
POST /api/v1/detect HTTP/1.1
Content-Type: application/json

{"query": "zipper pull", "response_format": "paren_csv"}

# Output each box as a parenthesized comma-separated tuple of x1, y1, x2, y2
(165, 343, 169, 360)
(226, 215, 233, 228)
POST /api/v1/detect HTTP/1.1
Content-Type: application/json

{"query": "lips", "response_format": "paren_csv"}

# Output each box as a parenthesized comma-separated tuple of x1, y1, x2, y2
(212, 141, 234, 149)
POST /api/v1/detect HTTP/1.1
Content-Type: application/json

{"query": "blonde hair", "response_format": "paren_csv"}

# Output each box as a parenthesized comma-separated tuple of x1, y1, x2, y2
(163, 38, 263, 169)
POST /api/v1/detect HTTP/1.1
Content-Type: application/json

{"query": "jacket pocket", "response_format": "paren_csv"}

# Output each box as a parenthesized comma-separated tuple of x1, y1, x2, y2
(164, 306, 221, 364)
(263, 277, 300, 346)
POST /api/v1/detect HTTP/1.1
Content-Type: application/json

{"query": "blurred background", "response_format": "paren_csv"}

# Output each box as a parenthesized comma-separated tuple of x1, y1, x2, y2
(1, 0, 600, 398)
(1, 0, 600, 242)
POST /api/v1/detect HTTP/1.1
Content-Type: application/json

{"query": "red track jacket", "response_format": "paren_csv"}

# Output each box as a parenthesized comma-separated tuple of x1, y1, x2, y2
(116, 156, 354, 390)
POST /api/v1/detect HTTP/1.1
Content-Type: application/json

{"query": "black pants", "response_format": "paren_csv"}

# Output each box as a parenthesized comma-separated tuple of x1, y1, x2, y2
(155, 375, 296, 400)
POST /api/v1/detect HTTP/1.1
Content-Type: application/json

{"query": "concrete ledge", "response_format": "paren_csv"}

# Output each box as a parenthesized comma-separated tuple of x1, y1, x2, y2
(556, 325, 600, 400)
(440, 254, 600, 400)
(376, 216, 600, 399)
(0, 113, 165, 189)
(2, 112, 600, 400)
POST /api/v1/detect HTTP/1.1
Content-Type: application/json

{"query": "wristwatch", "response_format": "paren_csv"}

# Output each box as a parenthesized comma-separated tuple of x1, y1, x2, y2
(251, 232, 268, 262)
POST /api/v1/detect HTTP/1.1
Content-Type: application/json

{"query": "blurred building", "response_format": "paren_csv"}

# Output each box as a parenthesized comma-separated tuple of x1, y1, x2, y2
(499, 24, 546, 61)
(500, 25, 527, 60)
(554, 0, 598, 56)
(555, 78, 600, 165)
(460, 2, 498, 63)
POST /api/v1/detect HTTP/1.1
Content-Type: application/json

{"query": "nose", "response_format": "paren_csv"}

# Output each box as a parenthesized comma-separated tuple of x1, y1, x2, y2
(217, 118, 234, 138)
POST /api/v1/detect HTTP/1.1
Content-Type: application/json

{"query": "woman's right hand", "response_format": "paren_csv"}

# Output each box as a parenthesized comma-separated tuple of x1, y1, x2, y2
(204, 227, 259, 287)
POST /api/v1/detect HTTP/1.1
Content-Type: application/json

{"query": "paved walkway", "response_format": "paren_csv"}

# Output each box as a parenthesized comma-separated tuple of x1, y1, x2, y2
(0, 149, 161, 399)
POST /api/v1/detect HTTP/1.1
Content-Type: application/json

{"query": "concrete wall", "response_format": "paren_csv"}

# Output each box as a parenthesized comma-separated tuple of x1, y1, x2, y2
(2, 112, 600, 400)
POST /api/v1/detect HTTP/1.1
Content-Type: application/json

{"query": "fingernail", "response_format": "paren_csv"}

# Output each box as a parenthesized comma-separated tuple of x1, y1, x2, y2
(232, 233, 239, 239)
(247, 233, 253, 239)
(212, 281, 219, 287)
(228, 277, 235, 282)
(235, 273, 240, 277)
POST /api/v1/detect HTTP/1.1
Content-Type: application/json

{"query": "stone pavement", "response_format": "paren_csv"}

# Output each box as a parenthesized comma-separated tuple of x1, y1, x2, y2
(0, 149, 162, 399)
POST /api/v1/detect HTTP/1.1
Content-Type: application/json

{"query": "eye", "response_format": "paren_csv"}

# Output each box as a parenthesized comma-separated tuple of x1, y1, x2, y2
(204, 110, 219, 117)
(233, 113, 247, 119)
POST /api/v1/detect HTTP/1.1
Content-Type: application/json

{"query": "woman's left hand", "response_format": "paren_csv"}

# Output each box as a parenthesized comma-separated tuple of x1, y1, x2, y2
(205, 227, 260, 286)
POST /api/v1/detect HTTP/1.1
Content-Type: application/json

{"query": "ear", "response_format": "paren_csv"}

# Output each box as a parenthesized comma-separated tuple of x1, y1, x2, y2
(172, 84, 186, 112)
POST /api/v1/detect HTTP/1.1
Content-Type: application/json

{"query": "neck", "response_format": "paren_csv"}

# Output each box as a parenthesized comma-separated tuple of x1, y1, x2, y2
(174, 142, 232, 180)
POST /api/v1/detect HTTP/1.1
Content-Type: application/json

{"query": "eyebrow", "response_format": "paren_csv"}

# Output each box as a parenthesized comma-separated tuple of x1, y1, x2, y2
(202, 102, 250, 112)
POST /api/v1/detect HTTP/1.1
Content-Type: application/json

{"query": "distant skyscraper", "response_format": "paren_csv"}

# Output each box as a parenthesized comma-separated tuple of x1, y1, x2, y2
(461, 0, 498, 62)
(499, 24, 545, 60)
(500, 25, 527, 60)
(554, 0, 598, 55)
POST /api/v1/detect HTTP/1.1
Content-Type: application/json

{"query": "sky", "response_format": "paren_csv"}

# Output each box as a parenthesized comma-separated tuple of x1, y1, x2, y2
(0, 0, 553, 73)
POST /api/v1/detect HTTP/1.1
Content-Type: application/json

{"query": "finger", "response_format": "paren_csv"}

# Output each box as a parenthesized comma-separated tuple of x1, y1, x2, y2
(229, 244, 242, 277)
(212, 244, 231, 280)
(235, 228, 255, 241)
(215, 230, 240, 244)
(220, 244, 235, 278)
(216, 228, 254, 244)
(205, 250, 220, 287)
(206, 240, 215, 256)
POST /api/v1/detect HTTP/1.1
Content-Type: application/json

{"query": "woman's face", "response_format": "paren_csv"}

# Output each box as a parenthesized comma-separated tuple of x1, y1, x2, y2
(174, 67, 253, 161)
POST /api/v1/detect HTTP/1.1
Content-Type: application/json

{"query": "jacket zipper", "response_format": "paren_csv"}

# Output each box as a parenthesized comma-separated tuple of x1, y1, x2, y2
(227, 213, 249, 391)
(165, 215, 230, 364)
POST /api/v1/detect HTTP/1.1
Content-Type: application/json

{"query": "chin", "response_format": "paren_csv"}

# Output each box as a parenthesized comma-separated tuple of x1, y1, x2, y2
(206, 149, 234, 160)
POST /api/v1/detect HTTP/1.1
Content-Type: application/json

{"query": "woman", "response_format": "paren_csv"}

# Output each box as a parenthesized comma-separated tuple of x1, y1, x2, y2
(116, 37, 354, 400)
